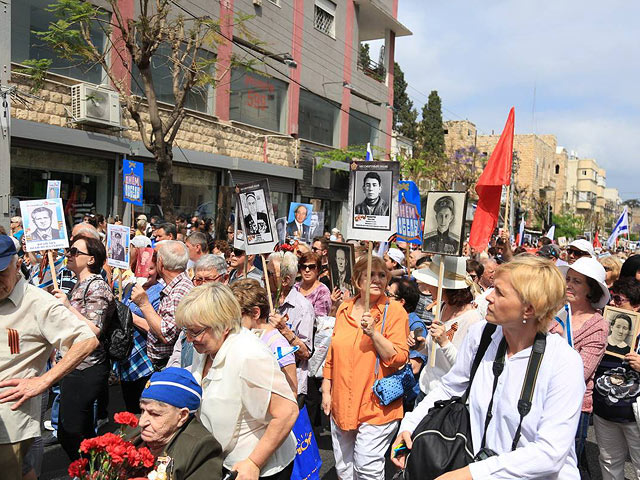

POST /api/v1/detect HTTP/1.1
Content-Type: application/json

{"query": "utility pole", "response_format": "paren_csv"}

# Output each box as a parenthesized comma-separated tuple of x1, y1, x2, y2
(0, 0, 11, 232)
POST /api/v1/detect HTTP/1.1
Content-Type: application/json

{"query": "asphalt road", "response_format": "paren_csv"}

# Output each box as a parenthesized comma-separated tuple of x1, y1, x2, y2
(39, 384, 634, 479)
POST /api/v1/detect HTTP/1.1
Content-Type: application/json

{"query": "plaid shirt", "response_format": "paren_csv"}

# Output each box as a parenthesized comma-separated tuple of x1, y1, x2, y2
(147, 272, 193, 362)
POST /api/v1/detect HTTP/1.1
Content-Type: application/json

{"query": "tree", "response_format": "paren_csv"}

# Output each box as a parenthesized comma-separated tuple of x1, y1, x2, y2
(553, 213, 585, 239)
(24, 0, 255, 221)
(392, 62, 418, 140)
(416, 90, 445, 158)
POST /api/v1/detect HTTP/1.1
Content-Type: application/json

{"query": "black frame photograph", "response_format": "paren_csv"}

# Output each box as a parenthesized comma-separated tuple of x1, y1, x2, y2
(235, 179, 278, 255)
(422, 191, 468, 256)
(328, 242, 356, 296)
(603, 306, 640, 359)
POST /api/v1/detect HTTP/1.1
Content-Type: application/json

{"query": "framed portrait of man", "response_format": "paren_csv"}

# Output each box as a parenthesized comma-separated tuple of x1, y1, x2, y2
(286, 202, 313, 240)
(307, 211, 325, 243)
(235, 179, 278, 255)
(328, 242, 356, 296)
(20, 198, 69, 252)
(422, 191, 468, 256)
(603, 306, 640, 359)
(107, 224, 131, 270)
(346, 161, 400, 242)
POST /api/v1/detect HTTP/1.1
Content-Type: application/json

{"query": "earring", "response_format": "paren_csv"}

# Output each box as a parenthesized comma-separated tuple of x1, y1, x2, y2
(522, 319, 527, 324)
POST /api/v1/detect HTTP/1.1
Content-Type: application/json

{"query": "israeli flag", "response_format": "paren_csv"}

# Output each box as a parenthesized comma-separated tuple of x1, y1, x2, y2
(554, 304, 573, 347)
(545, 225, 555, 241)
(518, 218, 525, 246)
(366, 142, 374, 162)
(607, 207, 629, 248)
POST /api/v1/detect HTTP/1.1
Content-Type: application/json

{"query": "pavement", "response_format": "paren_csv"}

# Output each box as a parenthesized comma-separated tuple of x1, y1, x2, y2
(39, 384, 634, 479)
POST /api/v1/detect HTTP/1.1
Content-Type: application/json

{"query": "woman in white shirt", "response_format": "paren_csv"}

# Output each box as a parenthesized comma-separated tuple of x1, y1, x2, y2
(175, 282, 299, 480)
(392, 255, 585, 479)
(412, 256, 482, 401)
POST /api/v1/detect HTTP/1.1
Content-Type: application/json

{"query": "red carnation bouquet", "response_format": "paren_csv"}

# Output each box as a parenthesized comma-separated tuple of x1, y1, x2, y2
(68, 412, 155, 480)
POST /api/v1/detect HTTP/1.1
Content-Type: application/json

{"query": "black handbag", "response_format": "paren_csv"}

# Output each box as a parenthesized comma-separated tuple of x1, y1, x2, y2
(404, 324, 546, 480)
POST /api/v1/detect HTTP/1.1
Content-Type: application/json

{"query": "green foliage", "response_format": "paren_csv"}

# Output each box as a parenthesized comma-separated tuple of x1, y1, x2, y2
(416, 91, 445, 159)
(553, 213, 585, 239)
(315, 144, 383, 173)
(393, 62, 418, 140)
(17, 59, 53, 93)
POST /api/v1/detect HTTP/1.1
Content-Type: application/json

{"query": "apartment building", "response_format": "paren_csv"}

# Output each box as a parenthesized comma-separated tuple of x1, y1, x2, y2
(3, 0, 410, 231)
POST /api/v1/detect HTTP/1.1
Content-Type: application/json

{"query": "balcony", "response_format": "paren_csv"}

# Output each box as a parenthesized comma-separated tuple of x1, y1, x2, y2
(355, 0, 412, 41)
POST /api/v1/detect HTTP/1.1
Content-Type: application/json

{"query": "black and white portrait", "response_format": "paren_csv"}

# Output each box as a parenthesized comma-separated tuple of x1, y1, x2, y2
(422, 191, 468, 256)
(107, 224, 130, 269)
(241, 190, 271, 240)
(235, 179, 278, 254)
(603, 306, 640, 359)
(347, 161, 400, 242)
(30, 207, 61, 241)
(276, 217, 287, 245)
(307, 211, 325, 243)
(20, 198, 69, 253)
(328, 242, 355, 295)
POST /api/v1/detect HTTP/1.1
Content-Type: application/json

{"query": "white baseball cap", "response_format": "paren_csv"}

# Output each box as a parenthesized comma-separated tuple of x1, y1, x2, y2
(386, 248, 405, 267)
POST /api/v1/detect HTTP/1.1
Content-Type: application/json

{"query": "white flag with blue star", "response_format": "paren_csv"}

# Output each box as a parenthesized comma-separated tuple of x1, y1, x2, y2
(365, 142, 374, 161)
(607, 207, 629, 248)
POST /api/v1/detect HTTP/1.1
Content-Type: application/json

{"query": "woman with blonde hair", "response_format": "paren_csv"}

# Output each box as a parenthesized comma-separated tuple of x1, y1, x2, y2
(599, 255, 623, 288)
(176, 283, 299, 480)
(393, 255, 585, 479)
(322, 255, 409, 480)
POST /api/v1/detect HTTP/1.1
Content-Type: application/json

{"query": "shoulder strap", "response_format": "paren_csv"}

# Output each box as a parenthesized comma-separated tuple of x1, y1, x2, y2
(83, 276, 102, 305)
(461, 322, 497, 403)
(511, 332, 546, 450)
(480, 337, 507, 449)
(373, 303, 390, 380)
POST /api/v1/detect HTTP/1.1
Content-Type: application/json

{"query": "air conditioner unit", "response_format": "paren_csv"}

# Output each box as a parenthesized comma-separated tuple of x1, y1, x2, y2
(71, 83, 121, 128)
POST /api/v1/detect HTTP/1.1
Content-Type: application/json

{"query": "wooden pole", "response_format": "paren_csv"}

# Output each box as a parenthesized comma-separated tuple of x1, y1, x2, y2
(118, 269, 123, 301)
(429, 257, 446, 367)
(261, 254, 274, 314)
(244, 253, 248, 278)
(405, 246, 411, 277)
(47, 250, 59, 291)
(364, 241, 373, 311)
(503, 184, 511, 232)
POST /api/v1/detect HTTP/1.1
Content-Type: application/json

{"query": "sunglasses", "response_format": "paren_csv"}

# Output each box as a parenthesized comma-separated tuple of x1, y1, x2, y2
(299, 264, 318, 271)
(311, 247, 321, 253)
(567, 248, 587, 257)
(66, 247, 91, 257)
(232, 249, 245, 257)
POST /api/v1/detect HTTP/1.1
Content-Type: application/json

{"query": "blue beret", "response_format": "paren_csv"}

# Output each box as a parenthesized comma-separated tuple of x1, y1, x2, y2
(140, 367, 202, 412)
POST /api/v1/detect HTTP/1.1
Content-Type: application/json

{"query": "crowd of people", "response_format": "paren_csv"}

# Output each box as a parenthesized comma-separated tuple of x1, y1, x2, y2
(2, 210, 640, 480)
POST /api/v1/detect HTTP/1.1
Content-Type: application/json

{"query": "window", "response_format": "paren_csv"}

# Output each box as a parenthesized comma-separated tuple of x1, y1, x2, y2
(229, 69, 288, 132)
(555, 164, 560, 174)
(298, 90, 340, 146)
(12, 0, 107, 84)
(314, 0, 336, 38)
(583, 170, 587, 175)
(348, 109, 380, 147)
(467, 129, 472, 136)
(443, 129, 449, 135)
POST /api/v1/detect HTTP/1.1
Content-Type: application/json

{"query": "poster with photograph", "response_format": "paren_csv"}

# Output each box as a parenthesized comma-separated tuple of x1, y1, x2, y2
(603, 306, 640, 359)
(422, 191, 468, 256)
(20, 198, 69, 252)
(123, 159, 144, 206)
(286, 202, 313, 240)
(396, 180, 422, 245)
(307, 211, 325, 243)
(107, 224, 131, 270)
(135, 247, 155, 278)
(276, 217, 287, 245)
(46, 180, 61, 199)
(232, 204, 246, 250)
(346, 161, 400, 242)
(328, 242, 355, 296)
(235, 179, 278, 255)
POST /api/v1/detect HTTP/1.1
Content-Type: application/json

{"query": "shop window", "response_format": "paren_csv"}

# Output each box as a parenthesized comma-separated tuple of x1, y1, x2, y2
(229, 69, 288, 132)
(299, 90, 340, 146)
(314, 0, 336, 38)
(12, 0, 107, 85)
(132, 44, 214, 114)
(348, 109, 380, 147)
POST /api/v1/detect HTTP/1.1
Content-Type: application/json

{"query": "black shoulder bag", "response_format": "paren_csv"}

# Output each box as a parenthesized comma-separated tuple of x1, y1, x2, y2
(404, 326, 546, 480)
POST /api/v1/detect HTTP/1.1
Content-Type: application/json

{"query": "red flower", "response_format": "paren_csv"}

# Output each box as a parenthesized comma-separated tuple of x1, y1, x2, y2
(138, 447, 156, 468)
(68, 458, 88, 478)
(114, 411, 139, 428)
(106, 442, 128, 464)
(79, 437, 101, 453)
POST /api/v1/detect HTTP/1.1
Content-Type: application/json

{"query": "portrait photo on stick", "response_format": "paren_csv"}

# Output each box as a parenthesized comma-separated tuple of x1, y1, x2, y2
(422, 191, 468, 256)
(603, 306, 640, 359)
(328, 242, 355, 296)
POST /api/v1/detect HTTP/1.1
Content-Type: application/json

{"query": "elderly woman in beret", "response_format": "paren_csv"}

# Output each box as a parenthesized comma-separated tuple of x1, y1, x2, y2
(137, 367, 223, 480)
(176, 283, 298, 480)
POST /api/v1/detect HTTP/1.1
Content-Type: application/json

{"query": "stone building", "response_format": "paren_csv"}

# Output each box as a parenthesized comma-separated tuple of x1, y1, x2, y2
(2, 0, 411, 232)
(443, 120, 476, 156)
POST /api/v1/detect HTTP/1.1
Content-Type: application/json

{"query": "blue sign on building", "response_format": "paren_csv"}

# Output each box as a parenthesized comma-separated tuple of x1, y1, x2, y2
(122, 159, 144, 206)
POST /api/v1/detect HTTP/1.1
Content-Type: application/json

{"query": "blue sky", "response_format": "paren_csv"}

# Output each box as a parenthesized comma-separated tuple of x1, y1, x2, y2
(389, 0, 640, 200)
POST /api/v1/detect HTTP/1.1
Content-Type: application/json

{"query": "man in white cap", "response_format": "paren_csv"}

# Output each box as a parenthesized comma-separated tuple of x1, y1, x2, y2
(330, 228, 340, 241)
(385, 247, 405, 276)
(567, 239, 595, 265)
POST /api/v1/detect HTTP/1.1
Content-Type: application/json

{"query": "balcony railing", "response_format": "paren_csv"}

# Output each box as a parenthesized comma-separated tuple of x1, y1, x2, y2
(357, 56, 386, 83)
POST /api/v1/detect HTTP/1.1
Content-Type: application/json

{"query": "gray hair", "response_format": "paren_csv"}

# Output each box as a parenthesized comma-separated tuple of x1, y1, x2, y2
(267, 251, 298, 281)
(195, 254, 227, 275)
(186, 232, 209, 253)
(157, 240, 189, 271)
(480, 258, 497, 268)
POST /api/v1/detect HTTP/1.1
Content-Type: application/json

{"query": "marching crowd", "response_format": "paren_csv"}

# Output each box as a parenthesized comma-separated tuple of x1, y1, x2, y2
(2, 212, 640, 480)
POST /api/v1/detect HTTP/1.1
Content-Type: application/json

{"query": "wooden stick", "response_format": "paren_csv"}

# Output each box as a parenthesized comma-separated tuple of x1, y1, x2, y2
(47, 250, 59, 291)
(503, 184, 511, 231)
(244, 253, 248, 278)
(429, 257, 446, 367)
(261, 254, 274, 314)
(118, 269, 123, 301)
(405, 246, 411, 277)
(364, 241, 373, 311)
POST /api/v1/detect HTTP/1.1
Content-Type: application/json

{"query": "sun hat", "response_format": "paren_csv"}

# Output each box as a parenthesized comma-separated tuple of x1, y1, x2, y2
(559, 256, 610, 309)
(0, 235, 18, 272)
(140, 367, 202, 413)
(412, 255, 473, 290)
(568, 239, 595, 258)
(387, 248, 405, 267)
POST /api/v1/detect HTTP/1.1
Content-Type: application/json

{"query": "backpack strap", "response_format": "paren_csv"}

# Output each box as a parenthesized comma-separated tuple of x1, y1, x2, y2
(480, 337, 507, 449)
(511, 332, 546, 450)
(461, 322, 497, 403)
(373, 303, 390, 380)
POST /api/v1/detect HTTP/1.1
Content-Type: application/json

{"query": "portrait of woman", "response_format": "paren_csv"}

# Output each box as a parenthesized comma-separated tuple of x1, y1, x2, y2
(604, 307, 640, 359)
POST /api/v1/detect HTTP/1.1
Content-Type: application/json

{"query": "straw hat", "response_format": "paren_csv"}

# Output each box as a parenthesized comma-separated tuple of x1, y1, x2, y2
(413, 255, 473, 290)
(559, 256, 610, 309)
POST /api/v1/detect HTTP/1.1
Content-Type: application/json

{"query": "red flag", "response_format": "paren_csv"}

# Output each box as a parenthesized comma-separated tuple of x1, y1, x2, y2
(593, 230, 602, 249)
(468, 108, 515, 252)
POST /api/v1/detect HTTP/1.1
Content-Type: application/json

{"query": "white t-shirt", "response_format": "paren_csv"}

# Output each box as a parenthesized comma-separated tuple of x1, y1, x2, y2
(192, 328, 297, 475)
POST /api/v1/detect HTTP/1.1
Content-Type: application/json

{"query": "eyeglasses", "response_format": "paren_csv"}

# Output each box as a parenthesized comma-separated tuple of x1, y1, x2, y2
(299, 264, 318, 271)
(182, 326, 209, 339)
(469, 273, 478, 280)
(311, 247, 320, 253)
(611, 294, 629, 305)
(193, 273, 223, 285)
(567, 248, 587, 257)
(385, 290, 398, 299)
(66, 247, 91, 257)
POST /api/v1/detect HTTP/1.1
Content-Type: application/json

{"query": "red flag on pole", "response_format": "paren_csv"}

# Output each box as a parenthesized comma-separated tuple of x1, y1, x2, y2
(468, 108, 515, 252)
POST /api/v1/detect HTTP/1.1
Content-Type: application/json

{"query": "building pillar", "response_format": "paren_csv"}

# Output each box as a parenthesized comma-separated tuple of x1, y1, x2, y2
(287, 0, 304, 136)
(215, 0, 235, 121)
(0, 0, 11, 231)
(339, 0, 355, 148)
(110, 0, 134, 93)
